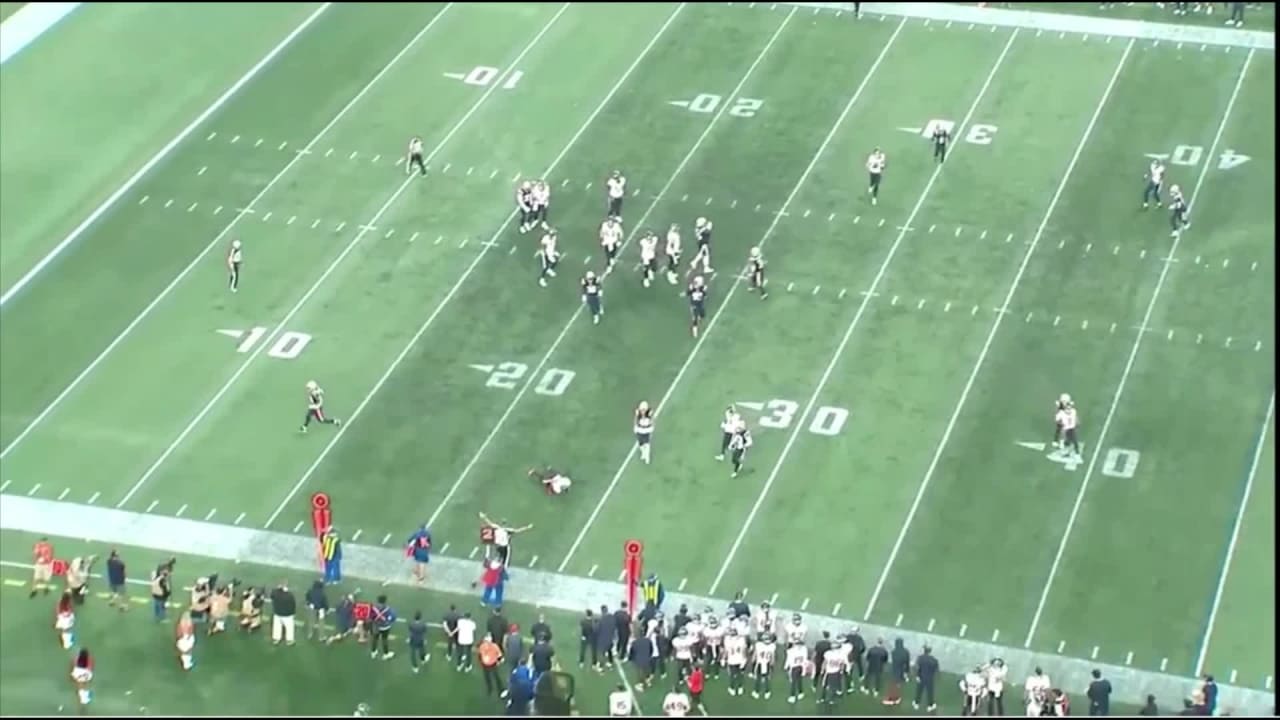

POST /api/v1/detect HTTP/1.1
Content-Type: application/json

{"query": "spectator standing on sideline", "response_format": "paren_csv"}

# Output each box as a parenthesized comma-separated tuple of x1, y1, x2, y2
(408, 611, 430, 673)
(405, 524, 432, 584)
(864, 638, 888, 696)
(630, 629, 656, 690)
(847, 627, 867, 684)
(456, 611, 478, 671)
(913, 644, 939, 712)
(487, 607, 509, 650)
(443, 604, 461, 660)
(106, 551, 127, 611)
(1087, 668, 1112, 716)
(505, 623, 526, 673)
(370, 595, 397, 660)
(579, 609, 598, 668)
(531, 614, 552, 643)
(305, 580, 329, 640)
(507, 664, 534, 715)
(66, 556, 93, 605)
(150, 564, 172, 621)
(1200, 675, 1218, 715)
(479, 634, 506, 697)
(812, 632, 833, 694)
(613, 603, 633, 660)
(884, 637, 910, 705)
(595, 604, 618, 670)
(1139, 694, 1160, 716)
(530, 634, 556, 686)
(269, 581, 297, 646)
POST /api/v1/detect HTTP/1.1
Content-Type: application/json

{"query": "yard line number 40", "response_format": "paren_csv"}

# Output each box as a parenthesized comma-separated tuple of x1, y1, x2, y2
(1049, 446, 1142, 478)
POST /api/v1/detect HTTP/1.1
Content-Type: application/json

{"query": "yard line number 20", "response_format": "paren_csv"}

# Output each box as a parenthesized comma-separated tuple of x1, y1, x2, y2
(484, 361, 576, 396)
(757, 399, 850, 437)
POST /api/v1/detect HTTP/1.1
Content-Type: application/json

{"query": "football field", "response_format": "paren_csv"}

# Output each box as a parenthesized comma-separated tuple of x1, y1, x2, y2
(1, 1, 1274, 711)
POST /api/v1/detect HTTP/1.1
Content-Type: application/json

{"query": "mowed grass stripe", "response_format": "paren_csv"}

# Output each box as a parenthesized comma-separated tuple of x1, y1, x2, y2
(260, 4, 690, 529)
(858, 39, 1136, 620)
(1022, 48, 1257, 648)
(0, 4, 454, 462)
(114, 5, 571, 508)
(705, 28, 1023, 596)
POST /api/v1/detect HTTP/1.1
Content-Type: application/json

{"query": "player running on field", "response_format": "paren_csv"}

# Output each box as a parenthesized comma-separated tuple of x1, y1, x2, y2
(606, 170, 627, 219)
(1052, 394, 1080, 459)
(582, 270, 604, 325)
(639, 231, 659, 288)
(406, 136, 427, 176)
(528, 466, 573, 495)
(1142, 159, 1165, 209)
(687, 276, 708, 338)
(300, 380, 341, 433)
(227, 239, 243, 293)
(537, 227, 560, 287)
(516, 181, 537, 234)
(746, 247, 768, 299)
(599, 216, 623, 270)
(1168, 183, 1189, 237)
(635, 401, 655, 465)
(690, 217, 714, 274)
(665, 224, 683, 285)
(866, 148, 886, 205)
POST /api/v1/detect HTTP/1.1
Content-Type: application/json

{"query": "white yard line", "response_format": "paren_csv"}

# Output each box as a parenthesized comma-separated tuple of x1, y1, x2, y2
(0, 3, 455, 462)
(115, 4, 570, 508)
(1195, 393, 1275, 677)
(862, 38, 1135, 620)
(560, 16, 910, 575)
(260, 4, 690, 529)
(0, 4, 331, 306)
(424, 7, 801, 535)
(707, 28, 1021, 596)
(1022, 49, 1255, 648)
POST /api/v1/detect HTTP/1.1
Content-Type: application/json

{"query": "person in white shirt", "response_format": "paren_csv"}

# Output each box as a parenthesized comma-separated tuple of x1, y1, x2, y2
(608, 684, 634, 716)
(479, 513, 532, 566)
(985, 658, 1008, 715)
(455, 612, 478, 671)
(961, 666, 986, 716)
(1024, 667, 1051, 717)
(785, 641, 809, 704)
(723, 627, 749, 696)
(662, 686, 691, 717)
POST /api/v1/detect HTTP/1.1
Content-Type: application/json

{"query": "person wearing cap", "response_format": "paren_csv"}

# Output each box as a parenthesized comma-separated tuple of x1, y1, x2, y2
(479, 633, 506, 697)
(504, 623, 526, 673)
(480, 560, 510, 607)
(321, 528, 342, 584)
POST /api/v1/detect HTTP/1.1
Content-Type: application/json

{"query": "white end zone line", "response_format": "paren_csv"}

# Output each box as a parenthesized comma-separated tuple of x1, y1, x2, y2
(0, 4, 333, 308)
(709, 27, 1020, 597)
(0, 3, 457, 462)
(260, 4, 691, 529)
(862, 38, 1134, 621)
(115, 4, 569, 508)
(422, 6, 800, 533)
(1023, 48, 1255, 648)
(1195, 394, 1274, 677)
(560, 15, 910, 575)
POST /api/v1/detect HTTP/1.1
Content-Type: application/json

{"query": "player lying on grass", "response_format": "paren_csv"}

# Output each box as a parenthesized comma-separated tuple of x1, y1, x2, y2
(529, 466, 573, 495)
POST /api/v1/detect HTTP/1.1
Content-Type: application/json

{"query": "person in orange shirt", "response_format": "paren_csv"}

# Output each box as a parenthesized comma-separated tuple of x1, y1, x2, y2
(478, 633, 506, 698)
(687, 664, 706, 712)
(31, 537, 54, 597)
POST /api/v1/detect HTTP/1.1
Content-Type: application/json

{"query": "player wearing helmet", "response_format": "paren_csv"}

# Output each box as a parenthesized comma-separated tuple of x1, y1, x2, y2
(301, 381, 341, 433)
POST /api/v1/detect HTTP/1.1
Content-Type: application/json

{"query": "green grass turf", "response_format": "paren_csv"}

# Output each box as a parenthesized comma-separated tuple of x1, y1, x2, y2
(2, 528, 1127, 717)
(0, 3, 323, 294)
(0, 2, 25, 23)
(0, 0, 1273, 710)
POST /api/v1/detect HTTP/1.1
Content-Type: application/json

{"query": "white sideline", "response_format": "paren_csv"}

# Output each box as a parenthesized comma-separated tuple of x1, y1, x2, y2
(0, 3, 331, 306)
(418, 6, 801, 534)
(1023, 49, 1256, 648)
(261, 4, 691, 529)
(0, 494, 1271, 713)
(558, 17, 910, 575)
(0, 3, 447, 461)
(782, 2, 1273, 49)
(707, 28, 1021, 596)
(1195, 394, 1276, 677)
(862, 39, 1135, 620)
(116, 4, 571, 508)
(0, 2, 80, 65)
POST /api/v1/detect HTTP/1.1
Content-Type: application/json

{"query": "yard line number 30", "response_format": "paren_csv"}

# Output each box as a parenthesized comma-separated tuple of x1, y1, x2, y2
(757, 399, 850, 437)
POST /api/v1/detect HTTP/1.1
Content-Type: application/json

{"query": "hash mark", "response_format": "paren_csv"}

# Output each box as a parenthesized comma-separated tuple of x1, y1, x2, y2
(512, 172, 521, 182)
(206, 131, 217, 141)
(87, 491, 100, 504)
(349, 151, 359, 160)
(585, 182, 592, 190)
(731, 199, 738, 209)
(979, 229, 987, 240)
(959, 624, 968, 637)
(234, 512, 246, 525)
(991, 629, 1000, 642)
(972, 305, 979, 316)
(1084, 243, 1092, 253)
(262, 212, 272, 222)
(1196, 334, 1203, 344)
(1251, 261, 1258, 271)
(786, 282, 794, 292)
(254, 138, 263, 148)
(442, 163, 450, 173)
(890, 295, 899, 306)
(231, 135, 240, 144)
(325, 148, 333, 157)
(1057, 641, 1066, 653)
(139, 195, 149, 205)
(57, 488, 70, 500)
(311, 219, 321, 229)
(1194, 255, 1201, 264)
(381, 533, 392, 545)
(1113, 245, 1119, 255)
(917, 298, 926, 310)
(838, 289, 846, 299)
(812, 286, 821, 295)
(1222, 258, 1229, 268)
(560, 177, 570, 188)
(583, 256, 591, 265)
(175, 504, 187, 517)
(385, 229, 395, 239)
(1125, 652, 1134, 666)
(926, 618, 935, 632)
(955, 227, 962, 237)
(351, 529, 363, 542)
(588, 564, 598, 577)
(1026, 312, 1034, 323)
(335, 222, 345, 232)
(770, 592, 779, 605)
(853, 216, 860, 224)
(801, 597, 810, 610)
(754, 204, 762, 212)
(187, 203, 198, 212)
(1256, 340, 1263, 352)
(1168, 329, 1175, 341)
(205, 509, 217, 521)
(459, 239, 468, 249)
(490, 169, 499, 179)
(288, 216, 297, 225)
(293, 520, 304, 532)
(146, 500, 158, 512)
(832, 603, 842, 615)
(164, 199, 174, 209)
(707, 197, 714, 206)
(469, 547, 479, 559)
(435, 236, 443, 245)
(1225, 337, 1233, 348)
(372, 154, 381, 164)
(1090, 646, 1099, 660)
(1082, 320, 1089, 330)
(681, 194, 688, 202)
(678, 577, 688, 591)
(278, 141, 288, 151)
(618, 569, 627, 582)
(1229, 670, 1238, 684)
(894, 613, 903, 627)
(508, 245, 517, 254)
(1058, 239, 1066, 249)
(943, 302, 952, 312)
(1160, 658, 1168, 671)
(1053, 315, 1061, 327)
(1107, 322, 1114, 333)
(828, 213, 836, 222)
(528, 555, 539, 568)
(878, 218, 885, 227)
(197, 166, 207, 176)
(1006, 233, 1014, 243)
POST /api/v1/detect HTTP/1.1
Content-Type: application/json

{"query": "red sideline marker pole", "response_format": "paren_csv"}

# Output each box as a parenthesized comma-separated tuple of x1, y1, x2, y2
(624, 540, 643, 620)
(311, 493, 332, 570)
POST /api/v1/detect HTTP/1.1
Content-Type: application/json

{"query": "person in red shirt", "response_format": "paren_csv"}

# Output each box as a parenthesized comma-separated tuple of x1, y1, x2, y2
(31, 538, 54, 597)
(687, 664, 705, 712)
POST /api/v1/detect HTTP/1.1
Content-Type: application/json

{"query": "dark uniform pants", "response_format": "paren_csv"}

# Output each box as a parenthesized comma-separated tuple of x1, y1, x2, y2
(483, 664, 505, 695)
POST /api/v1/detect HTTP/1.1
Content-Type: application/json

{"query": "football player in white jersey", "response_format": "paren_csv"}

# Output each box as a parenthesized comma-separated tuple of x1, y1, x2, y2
(227, 239, 243, 293)
(406, 136, 426, 176)
(606, 170, 627, 218)
(663, 684, 691, 717)
(671, 626, 695, 677)
(1143, 158, 1166, 209)
(301, 380, 341, 433)
(784, 641, 809, 704)
(716, 405, 744, 461)
(753, 602, 776, 636)
(751, 632, 778, 699)
(866, 147, 886, 205)
(634, 401, 655, 465)
(723, 626, 749, 696)
(532, 180, 551, 228)
(820, 639, 849, 706)
(702, 615, 726, 677)
(690, 217, 714, 274)
(1053, 393, 1081, 458)
(600, 216, 624, 270)
(1024, 667, 1051, 717)
(537, 227, 560, 288)
(985, 658, 1008, 716)
(961, 665, 986, 716)
(639, 231, 659, 288)
(664, 224, 683, 285)
(516, 181, 537, 233)
(784, 613, 807, 647)
(608, 684, 634, 716)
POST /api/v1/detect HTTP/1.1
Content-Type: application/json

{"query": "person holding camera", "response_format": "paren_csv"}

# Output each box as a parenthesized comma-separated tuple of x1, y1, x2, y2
(190, 576, 215, 624)
(209, 581, 236, 635)
(150, 564, 173, 621)
(270, 581, 298, 646)
(240, 587, 264, 632)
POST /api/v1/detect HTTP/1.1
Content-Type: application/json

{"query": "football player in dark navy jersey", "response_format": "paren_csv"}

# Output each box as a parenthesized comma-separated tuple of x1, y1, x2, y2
(1168, 183, 1189, 237)
(746, 247, 768, 300)
(581, 270, 603, 325)
(301, 380, 341, 433)
(932, 125, 950, 164)
(516, 181, 537, 234)
(687, 276, 708, 338)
